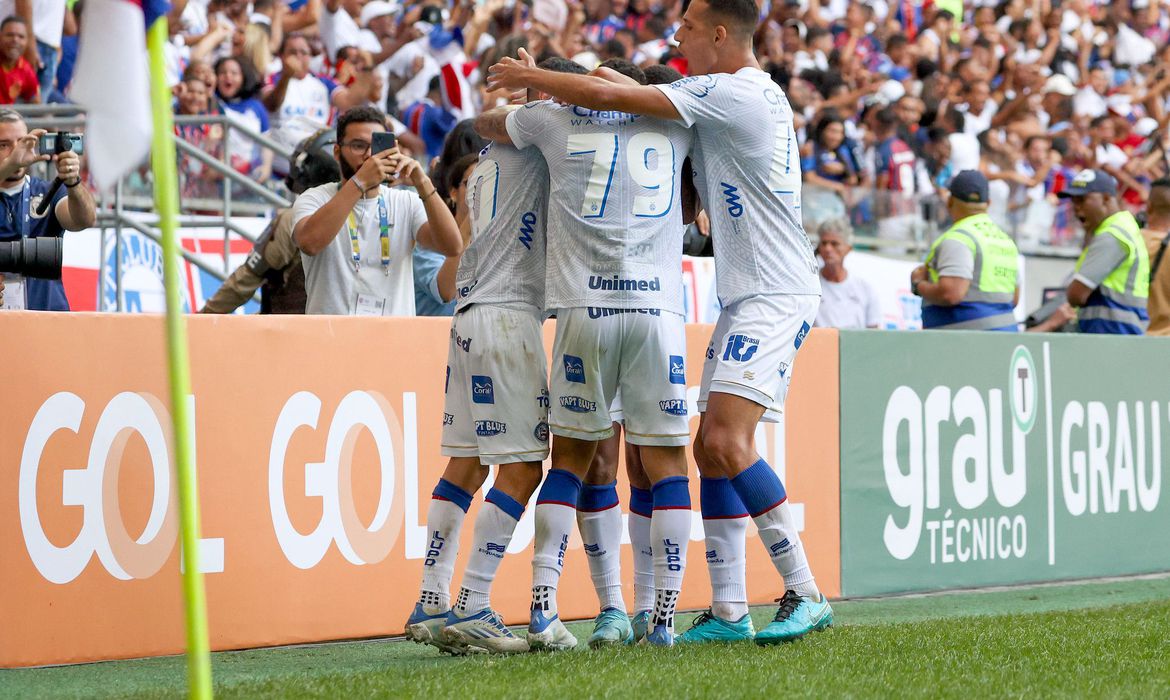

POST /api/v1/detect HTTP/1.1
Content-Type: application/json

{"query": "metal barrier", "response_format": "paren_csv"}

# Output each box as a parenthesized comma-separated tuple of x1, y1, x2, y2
(13, 105, 297, 309)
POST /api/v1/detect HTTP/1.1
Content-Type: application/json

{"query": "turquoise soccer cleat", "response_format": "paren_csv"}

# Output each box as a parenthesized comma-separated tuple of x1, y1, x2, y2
(631, 610, 651, 643)
(643, 623, 675, 647)
(754, 590, 834, 645)
(676, 610, 755, 644)
(588, 608, 634, 648)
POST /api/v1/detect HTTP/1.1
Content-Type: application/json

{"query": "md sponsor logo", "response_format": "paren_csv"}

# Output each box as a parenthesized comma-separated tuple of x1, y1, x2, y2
(517, 211, 537, 250)
(560, 396, 597, 413)
(879, 344, 1165, 568)
(722, 334, 760, 363)
(563, 355, 585, 384)
(669, 355, 686, 385)
(472, 375, 495, 404)
(659, 399, 688, 416)
(475, 420, 508, 437)
(587, 275, 662, 292)
(720, 182, 744, 218)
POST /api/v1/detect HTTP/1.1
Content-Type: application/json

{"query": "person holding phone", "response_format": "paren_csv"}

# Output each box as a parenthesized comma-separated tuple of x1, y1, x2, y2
(292, 105, 463, 315)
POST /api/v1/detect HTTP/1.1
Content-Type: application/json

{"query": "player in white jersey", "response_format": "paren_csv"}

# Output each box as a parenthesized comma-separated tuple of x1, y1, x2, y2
(488, 0, 834, 646)
(476, 56, 696, 647)
(405, 58, 591, 656)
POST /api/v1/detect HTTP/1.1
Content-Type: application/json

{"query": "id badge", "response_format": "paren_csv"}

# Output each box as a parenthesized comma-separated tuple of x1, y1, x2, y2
(0, 274, 27, 311)
(355, 293, 386, 316)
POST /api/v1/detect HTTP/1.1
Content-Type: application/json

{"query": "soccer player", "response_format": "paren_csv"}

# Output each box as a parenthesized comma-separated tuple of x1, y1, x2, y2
(487, 0, 834, 645)
(403, 57, 590, 655)
(475, 57, 696, 648)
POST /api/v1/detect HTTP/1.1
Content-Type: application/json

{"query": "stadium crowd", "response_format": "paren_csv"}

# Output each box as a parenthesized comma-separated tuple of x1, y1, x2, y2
(0, 0, 1168, 334)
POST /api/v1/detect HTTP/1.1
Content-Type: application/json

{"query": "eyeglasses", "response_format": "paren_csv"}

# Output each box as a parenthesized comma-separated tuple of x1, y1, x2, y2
(341, 140, 372, 154)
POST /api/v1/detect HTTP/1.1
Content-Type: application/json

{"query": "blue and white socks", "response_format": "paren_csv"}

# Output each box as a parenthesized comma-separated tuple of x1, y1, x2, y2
(650, 476, 691, 630)
(700, 477, 749, 621)
(731, 459, 819, 599)
(577, 481, 626, 612)
(455, 487, 526, 616)
(629, 486, 655, 615)
(531, 468, 582, 616)
(420, 479, 474, 612)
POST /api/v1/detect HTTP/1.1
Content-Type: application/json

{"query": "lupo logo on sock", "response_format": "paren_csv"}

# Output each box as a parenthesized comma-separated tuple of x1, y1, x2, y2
(663, 538, 682, 572)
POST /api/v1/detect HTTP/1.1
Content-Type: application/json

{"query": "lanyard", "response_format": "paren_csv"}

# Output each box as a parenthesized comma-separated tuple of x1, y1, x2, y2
(346, 191, 391, 274)
(17, 181, 29, 236)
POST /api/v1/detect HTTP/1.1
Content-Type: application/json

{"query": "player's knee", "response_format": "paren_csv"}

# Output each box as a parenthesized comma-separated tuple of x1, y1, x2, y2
(696, 427, 753, 478)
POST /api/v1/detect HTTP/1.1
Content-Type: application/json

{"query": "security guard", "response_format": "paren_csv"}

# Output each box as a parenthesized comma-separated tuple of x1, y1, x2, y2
(201, 129, 339, 314)
(911, 170, 1020, 331)
(1059, 169, 1150, 335)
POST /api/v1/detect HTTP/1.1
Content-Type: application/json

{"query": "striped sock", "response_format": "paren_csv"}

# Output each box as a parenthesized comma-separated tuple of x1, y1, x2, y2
(731, 459, 819, 599)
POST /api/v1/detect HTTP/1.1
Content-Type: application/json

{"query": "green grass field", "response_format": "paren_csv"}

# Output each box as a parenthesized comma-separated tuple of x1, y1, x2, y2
(5, 576, 1170, 699)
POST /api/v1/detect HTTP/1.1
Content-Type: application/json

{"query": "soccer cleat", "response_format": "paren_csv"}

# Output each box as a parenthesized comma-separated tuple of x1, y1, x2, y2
(441, 608, 529, 654)
(631, 610, 651, 643)
(527, 608, 578, 651)
(643, 623, 675, 647)
(404, 603, 466, 655)
(754, 590, 834, 645)
(587, 608, 634, 648)
(677, 609, 755, 644)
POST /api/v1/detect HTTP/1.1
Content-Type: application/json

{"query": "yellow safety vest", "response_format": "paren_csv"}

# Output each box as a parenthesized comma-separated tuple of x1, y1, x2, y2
(923, 213, 1019, 331)
(1074, 211, 1149, 335)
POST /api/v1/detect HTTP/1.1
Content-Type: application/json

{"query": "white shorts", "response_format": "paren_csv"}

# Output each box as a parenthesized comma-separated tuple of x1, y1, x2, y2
(441, 305, 550, 464)
(699, 294, 820, 423)
(550, 307, 689, 447)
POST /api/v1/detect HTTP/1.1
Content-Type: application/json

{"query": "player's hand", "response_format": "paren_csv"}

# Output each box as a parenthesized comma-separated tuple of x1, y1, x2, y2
(9, 128, 50, 170)
(487, 53, 536, 91)
(695, 210, 710, 236)
(55, 150, 82, 185)
(354, 149, 396, 191)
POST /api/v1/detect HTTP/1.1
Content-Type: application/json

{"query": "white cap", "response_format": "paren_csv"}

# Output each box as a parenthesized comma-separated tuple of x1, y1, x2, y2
(877, 79, 905, 105)
(1135, 117, 1159, 137)
(1043, 74, 1077, 96)
(361, 1, 400, 26)
(1107, 93, 1133, 117)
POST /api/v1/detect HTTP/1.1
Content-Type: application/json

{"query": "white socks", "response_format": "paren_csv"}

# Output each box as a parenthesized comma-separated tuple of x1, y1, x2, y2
(419, 479, 474, 612)
(530, 469, 582, 614)
(700, 477, 749, 621)
(454, 488, 525, 617)
(577, 481, 626, 612)
(629, 486, 654, 614)
(650, 476, 691, 630)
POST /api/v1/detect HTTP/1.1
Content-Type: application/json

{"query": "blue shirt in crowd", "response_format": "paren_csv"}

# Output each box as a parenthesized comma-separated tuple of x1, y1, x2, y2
(0, 176, 69, 311)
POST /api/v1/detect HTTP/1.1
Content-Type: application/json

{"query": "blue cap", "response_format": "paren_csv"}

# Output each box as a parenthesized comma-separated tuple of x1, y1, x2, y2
(948, 170, 989, 204)
(1057, 169, 1118, 198)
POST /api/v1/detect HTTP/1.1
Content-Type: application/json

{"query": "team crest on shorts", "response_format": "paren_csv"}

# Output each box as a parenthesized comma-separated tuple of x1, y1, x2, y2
(534, 421, 549, 442)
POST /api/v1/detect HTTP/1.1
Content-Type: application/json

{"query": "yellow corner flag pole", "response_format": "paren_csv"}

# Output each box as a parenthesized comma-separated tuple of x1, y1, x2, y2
(145, 15, 213, 700)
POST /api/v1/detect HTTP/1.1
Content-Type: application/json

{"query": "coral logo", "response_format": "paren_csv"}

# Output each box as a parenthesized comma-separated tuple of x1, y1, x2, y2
(472, 375, 495, 404)
(669, 355, 686, 385)
(563, 355, 585, 384)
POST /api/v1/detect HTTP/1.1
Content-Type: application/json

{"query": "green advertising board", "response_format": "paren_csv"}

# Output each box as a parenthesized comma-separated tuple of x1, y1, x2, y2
(840, 331, 1170, 597)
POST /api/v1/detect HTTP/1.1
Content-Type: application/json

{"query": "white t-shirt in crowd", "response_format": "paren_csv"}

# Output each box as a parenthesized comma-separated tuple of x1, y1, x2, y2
(814, 273, 881, 329)
(0, 0, 66, 47)
(319, 7, 371, 60)
(1074, 87, 1107, 118)
(271, 74, 337, 144)
(293, 183, 428, 316)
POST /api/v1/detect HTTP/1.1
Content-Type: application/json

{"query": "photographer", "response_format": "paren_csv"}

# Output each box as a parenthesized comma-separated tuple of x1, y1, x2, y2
(0, 109, 95, 311)
(293, 106, 462, 316)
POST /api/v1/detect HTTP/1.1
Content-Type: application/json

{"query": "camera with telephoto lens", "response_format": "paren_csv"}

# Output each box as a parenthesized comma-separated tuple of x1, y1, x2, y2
(0, 237, 63, 279)
(37, 132, 84, 156)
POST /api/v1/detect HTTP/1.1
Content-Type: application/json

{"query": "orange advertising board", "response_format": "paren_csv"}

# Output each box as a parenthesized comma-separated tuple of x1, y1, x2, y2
(0, 312, 839, 667)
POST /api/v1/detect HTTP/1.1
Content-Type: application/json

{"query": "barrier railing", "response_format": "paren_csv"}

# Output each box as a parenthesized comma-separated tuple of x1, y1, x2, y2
(12, 105, 296, 309)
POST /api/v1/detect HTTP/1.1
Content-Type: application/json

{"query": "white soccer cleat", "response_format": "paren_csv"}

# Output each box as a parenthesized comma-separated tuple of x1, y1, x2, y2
(527, 608, 578, 651)
(441, 609, 530, 654)
(404, 603, 467, 655)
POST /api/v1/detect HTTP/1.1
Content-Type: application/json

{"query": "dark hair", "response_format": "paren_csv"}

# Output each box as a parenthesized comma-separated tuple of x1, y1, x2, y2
(806, 26, 829, 42)
(1050, 136, 1070, 157)
(279, 32, 309, 55)
(433, 119, 487, 201)
(336, 105, 387, 144)
(1023, 134, 1050, 151)
(599, 58, 646, 84)
(943, 107, 965, 132)
(934, 9, 954, 22)
(1089, 114, 1112, 129)
(600, 38, 627, 59)
(215, 55, 261, 101)
(813, 112, 844, 147)
(1152, 177, 1170, 190)
(915, 58, 938, 80)
(643, 64, 683, 85)
(538, 56, 589, 74)
(926, 125, 949, 144)
(0, 15, 27, 30)
(876, 106, 900, 129)
(886, 33, 908, 49)
(704, 0, 759, 39)
(446, 152, 481, 203)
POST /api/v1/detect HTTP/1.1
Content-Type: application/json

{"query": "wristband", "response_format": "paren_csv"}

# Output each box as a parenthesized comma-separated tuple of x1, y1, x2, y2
(65, 178, 82, 188)
(420, 187, 437, 200)
(349, 176, 369, 195)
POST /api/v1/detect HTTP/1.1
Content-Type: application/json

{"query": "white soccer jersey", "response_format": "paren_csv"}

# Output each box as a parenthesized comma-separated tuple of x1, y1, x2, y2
(654, 68, 821, 304)
(456, 142, 549, 312)
(505, 101, 693, 313)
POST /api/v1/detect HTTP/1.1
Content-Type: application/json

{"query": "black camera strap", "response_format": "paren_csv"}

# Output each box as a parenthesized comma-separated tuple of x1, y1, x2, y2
(1152, 231, 1170, 283)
